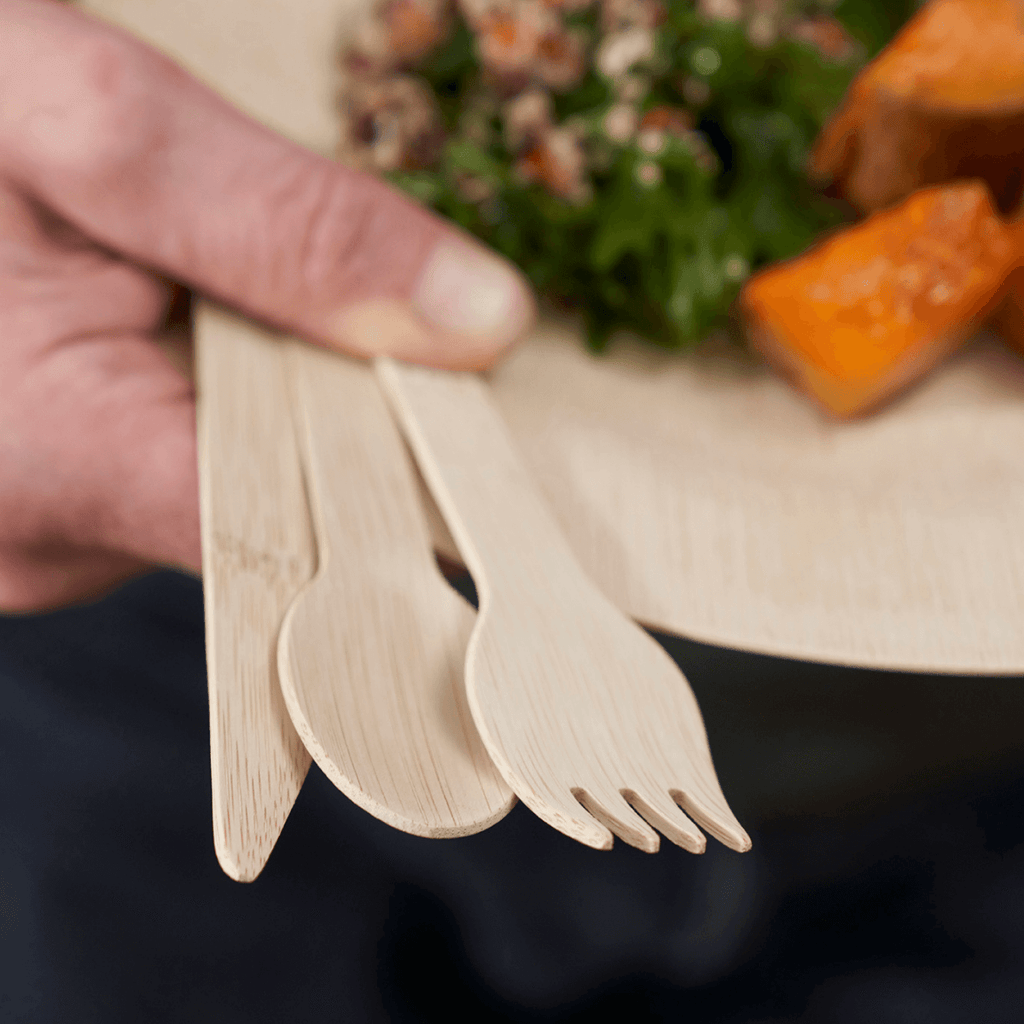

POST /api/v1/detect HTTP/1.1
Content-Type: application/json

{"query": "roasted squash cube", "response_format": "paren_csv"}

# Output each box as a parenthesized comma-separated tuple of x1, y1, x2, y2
(741, 181, 1017, 416)
(810, 0, 1024, 214)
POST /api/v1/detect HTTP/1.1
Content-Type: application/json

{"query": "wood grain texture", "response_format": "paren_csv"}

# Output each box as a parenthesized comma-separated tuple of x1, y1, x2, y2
(278, 345, 514, 836)
(195, 304, 314, 881)
(83, 0, 1024, 678)
(489, 324, 1024, 674)
(378, 358, 750, 854)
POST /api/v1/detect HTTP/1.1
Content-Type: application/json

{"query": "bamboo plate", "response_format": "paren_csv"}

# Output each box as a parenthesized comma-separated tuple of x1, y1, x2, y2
(81, 0, 1024, 675)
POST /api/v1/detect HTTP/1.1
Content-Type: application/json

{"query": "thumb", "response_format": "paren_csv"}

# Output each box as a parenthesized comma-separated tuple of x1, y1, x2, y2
(0, 0, 535, 370)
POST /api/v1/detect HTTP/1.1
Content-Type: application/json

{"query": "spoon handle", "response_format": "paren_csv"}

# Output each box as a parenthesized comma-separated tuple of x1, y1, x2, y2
(277, 345, 513, 836)
(375, 358, 585, 602)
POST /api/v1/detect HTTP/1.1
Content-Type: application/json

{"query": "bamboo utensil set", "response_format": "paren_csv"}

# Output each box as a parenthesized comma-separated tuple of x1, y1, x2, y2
(196, 306, 748, 880)
(89, 0, 1024, 887)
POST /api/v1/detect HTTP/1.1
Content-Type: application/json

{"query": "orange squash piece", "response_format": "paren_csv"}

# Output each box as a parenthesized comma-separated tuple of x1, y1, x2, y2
(741, 181, 1018, 417)
(990, 266, 1024, 352)
(810, 0, 1024, 214)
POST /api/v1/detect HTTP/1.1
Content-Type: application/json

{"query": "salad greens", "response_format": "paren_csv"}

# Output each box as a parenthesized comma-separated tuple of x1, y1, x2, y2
(346, 0, 917, 349)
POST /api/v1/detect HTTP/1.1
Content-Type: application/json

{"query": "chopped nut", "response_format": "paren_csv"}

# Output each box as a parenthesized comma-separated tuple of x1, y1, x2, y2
(477, 2, 545, 78)
(345, 0, 453, 78)
(746, 14, 777, 49)
(637, 127, 665, 154)
(515, 125, 590, 197)
(339, 75, 445, 172)
(384, 0, 454, 64)
(697, 0, 742, 22)
(635, 160, 663, 186)
(603, 102, 640, 142)
(639, 104, 694, 136)
(536, 26, 588, 90)
(596, 26, 656, 79)
(502, 87, 554, 148)
(344, 17, 395, 79)
(788, 16, 859, 64)
(600, 0, 666, 33)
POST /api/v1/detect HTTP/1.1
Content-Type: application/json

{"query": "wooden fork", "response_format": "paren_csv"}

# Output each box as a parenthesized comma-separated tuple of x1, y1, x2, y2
(377, 358, 751, 854)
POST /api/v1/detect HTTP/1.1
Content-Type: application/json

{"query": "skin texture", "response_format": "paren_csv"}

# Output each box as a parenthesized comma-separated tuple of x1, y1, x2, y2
(0, 0, 535, 612)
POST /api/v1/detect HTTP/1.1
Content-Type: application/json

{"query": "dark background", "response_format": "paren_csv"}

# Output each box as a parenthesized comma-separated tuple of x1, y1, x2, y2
(4, 568, 1024, 1022)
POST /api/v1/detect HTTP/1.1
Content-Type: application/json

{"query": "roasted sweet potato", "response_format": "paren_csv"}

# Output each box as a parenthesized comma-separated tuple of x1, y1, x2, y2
(990, 266, 1024, 352)
(810, 0, 1024, 214)
(741, 181, 1018, 417)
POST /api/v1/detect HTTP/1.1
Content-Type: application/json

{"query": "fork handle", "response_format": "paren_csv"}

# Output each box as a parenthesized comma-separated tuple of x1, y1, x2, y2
(376, 358, 585, 603)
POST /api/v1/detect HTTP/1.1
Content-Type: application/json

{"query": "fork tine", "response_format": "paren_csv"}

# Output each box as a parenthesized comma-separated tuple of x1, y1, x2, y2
(572, 787, 661, 853)
(623, 789, 706, 854)
(670, 789, 752, 853)
(512, 782, 615, 850)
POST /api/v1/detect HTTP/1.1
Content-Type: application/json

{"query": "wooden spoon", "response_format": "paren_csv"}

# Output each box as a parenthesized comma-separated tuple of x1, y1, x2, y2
(276, 343, 514, 837)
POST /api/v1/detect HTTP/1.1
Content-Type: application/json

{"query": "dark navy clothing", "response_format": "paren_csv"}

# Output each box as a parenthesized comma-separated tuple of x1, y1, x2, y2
(3, 570, 1024, 1022)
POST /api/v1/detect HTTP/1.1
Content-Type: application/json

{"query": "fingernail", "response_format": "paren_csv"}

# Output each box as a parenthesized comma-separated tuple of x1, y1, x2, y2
(412, 238, 535, 351)
(331, 299, 437, 361)
(330, 297, 508, 369)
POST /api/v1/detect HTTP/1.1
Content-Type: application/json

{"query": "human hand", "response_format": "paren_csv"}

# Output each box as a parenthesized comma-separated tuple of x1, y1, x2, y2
(0, 0, 535, 612)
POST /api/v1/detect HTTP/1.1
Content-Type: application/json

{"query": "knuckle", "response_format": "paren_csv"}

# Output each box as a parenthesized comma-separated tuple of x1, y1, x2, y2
(301, 170, 383, 293)
(264, 161, 434, 303)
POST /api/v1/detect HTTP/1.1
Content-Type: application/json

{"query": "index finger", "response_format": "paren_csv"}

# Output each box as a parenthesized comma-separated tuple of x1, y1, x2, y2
(0, 0, 535, 369)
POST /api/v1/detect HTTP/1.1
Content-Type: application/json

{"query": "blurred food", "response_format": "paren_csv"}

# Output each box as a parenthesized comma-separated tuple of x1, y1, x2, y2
(741, 181, 1018, 416)
(340, 1, 1024, 419)
(751, 0, 1024, 416)
(338, 0, 872, 350)
(990, 267, 1024, 354)
(810, 0, 1024, 215)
